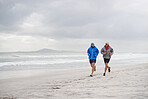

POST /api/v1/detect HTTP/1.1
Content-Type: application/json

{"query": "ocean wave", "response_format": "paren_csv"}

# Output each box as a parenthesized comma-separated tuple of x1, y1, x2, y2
(0, 59, 87, 67)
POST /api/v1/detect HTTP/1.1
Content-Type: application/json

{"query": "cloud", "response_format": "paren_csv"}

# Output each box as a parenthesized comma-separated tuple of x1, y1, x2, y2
(0, 0, 148, 52)
(0, 33, 57, 52)
(0, 0, 148, 39)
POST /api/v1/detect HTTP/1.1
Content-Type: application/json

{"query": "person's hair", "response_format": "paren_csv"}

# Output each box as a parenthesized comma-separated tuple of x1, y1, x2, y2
(91, 43, 94, 45)
(105, 42, 109, 45)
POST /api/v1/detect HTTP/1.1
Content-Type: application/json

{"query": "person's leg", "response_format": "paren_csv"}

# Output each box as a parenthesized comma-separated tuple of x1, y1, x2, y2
(89, 59, 92, 68)
(91, 62, 95, 74)
(104, 63, 109, 73)
(103, 63, 107, 76)
(103, 59, 111, 76)
(90, 63, 93, 77)
(90, 63, 93, 68)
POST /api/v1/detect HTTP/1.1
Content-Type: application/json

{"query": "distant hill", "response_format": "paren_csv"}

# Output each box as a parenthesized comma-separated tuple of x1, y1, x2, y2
(35, 48, 59, 53)
(34, 48, 78, 53)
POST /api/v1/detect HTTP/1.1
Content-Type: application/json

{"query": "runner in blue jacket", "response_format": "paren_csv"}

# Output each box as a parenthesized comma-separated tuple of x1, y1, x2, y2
(87, 43, 99, 77)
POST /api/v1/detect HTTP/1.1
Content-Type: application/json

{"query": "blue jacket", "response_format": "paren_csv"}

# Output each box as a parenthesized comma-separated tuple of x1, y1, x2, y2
(87, 46, 99, 59)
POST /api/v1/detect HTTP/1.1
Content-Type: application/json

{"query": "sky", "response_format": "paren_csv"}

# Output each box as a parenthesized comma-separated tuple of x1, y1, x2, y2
(0, 0, 148, 53)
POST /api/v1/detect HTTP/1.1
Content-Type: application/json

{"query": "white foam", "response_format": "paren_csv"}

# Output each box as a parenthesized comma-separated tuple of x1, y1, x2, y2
(0, 59, 87, 67)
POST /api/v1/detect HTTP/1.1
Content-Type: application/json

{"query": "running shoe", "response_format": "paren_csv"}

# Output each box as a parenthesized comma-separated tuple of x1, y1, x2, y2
(90, 74, 93, 77)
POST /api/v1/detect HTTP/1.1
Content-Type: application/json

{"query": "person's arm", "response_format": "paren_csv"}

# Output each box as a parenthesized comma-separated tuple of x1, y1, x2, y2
(87, 48, 90, 56)
(110, 48, 114, 55)
(101, 48, 106, 54)
(95, 48, 99, 56)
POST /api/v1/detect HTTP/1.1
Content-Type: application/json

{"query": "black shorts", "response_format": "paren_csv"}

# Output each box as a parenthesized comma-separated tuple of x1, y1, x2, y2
(89, 59, 96, 64)
(104, 58, 110, 63)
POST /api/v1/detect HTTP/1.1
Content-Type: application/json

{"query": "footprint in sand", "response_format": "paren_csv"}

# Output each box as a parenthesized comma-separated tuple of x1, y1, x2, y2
(52, 87, 60, 89)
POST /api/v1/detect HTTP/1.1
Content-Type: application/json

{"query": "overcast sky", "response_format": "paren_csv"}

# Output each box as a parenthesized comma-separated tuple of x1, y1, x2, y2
(0, 0, 148, 52)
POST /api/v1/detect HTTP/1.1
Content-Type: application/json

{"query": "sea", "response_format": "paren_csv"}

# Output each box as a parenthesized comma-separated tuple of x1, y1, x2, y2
(0, 52, 148, 79)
